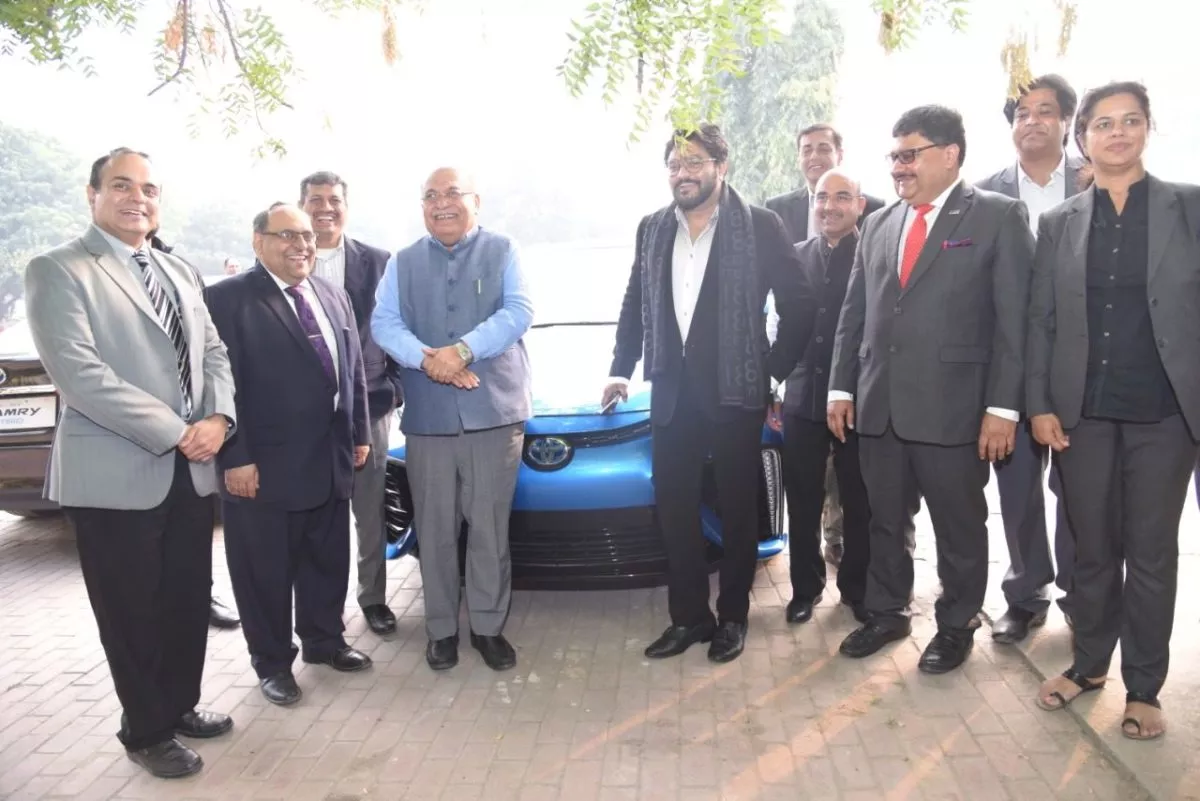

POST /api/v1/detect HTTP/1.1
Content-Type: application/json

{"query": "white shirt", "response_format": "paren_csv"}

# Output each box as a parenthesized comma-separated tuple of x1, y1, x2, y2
(828, 179, 1018, 422)
(268, 271, 340, 406)
(313, 236, 347, 287)
(805, 188, 820, 242)
(671, 205, 719, 344)
(1016, 156, 1067, 237)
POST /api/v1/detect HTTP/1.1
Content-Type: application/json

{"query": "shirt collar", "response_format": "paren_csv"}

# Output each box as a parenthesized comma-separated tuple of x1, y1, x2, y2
(913, 179, 961, 214)
(1016, 154, 1066, 186)
(92, 224, 146, 264)
(673, 204, 720, 233)
(316, 235, 346, 256)
(266, 267, 312, 295)
(427, 224, 481, 254)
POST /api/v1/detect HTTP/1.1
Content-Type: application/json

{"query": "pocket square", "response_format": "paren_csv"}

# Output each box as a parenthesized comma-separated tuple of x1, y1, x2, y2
(942, 238, 973, 249)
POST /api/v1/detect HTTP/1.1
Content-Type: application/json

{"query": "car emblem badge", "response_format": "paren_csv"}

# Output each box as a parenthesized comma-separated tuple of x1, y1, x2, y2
(526, 436, 571, 468)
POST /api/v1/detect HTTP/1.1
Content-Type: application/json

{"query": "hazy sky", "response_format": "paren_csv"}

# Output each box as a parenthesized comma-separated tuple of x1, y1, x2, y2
(0, 0, 1192, 252)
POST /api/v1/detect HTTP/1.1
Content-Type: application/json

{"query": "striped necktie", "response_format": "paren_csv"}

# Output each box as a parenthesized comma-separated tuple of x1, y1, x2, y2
(133, 250, 193, 419)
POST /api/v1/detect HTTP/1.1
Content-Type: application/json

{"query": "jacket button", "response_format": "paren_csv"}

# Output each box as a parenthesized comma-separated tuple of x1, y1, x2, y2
(1150, 297, 1159, 306)
(815, 367, 824, 375)
(1157, 337, 1166, 348)
(449, 331, 457, 338)
(894, 306, 902, 314)
(815, 336, 824, 344)
(448, 304, 457, 312)
(818, 307, 826, 314)
(889, 345, 897, 353)
(448, 277, 456, 285)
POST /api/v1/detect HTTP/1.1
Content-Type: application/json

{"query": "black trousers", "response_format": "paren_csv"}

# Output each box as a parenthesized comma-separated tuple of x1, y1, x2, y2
(782, 414, 870, 604)
(66, 452, 213, 751)
(652, 388, 764, 627)
(1057, 415, 1198, 697)
(858, 427, 990, 631)
(223, 494, 350, 678)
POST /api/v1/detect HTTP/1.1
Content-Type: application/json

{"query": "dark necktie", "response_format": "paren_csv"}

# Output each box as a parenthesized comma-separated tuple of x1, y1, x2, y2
(284, 285, 337, 385)
(133, 250, 193, 418)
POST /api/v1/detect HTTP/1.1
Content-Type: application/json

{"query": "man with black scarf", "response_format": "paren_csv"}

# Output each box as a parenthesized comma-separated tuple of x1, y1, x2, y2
(603, 124, 816, 663)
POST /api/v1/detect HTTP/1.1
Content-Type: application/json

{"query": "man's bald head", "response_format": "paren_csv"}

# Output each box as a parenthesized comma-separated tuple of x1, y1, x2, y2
(422, 167, 480, 248)
(813, 168, 866, 242)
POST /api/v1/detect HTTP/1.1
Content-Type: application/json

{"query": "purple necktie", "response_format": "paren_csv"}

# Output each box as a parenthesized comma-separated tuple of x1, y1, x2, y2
(285, 285, 337, 385)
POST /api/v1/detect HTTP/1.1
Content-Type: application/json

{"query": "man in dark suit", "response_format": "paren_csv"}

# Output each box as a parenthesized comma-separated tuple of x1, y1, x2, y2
(300, 171, 403, 636)
(780, 167, 871, 627)
(975, 74, 1085, 642)
(602, 123, 816, 664)
(207, 203, 373, 707)
(765, 123, 885, 568)
(828, 106, 1036, 674)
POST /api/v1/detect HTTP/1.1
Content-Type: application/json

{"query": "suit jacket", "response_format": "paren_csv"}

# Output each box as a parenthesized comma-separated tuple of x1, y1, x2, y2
(765, 186, 886, 244)
(24, 225, 236, 510)
(1027, 174, 1200, 436)
(207, 264, 370, 511)
(344, 237, 403, 420)
(975, 155, 1087, 201)
(829, 182, 1035, 446)
(610, 204, 817, 426)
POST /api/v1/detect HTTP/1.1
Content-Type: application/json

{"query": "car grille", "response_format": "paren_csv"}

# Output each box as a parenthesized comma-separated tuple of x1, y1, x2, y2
(564, 420, 652, 448)
(508, 509, 667, 576)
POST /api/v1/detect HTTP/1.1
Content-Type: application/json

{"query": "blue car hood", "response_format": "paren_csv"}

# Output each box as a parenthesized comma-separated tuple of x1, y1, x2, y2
(532, 381, 650, 417)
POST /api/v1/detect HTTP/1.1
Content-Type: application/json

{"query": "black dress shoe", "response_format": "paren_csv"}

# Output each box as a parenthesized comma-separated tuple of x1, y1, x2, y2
(918, 629, 974, 674)
(644, 622, 716, 659)
(840, 597, 869, 624)
(426, 635, 459, 670)
(304, 646, 373, 672)
(839, 619, 911, 658)
(175, 709, 233, 739)
(708, 621, 747, 663)
(208, 596, 240, 629)
(126, 737, 203, 779)
(991, 607, 1047, 644)
(363, 604, 397, 635)
(260, 672, 302, 706)
(471, 633, 517, 671)
(786, 594, 822, 624)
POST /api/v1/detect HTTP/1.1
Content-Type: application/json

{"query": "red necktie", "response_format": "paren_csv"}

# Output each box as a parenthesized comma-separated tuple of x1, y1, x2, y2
(899, 203, 934, 288)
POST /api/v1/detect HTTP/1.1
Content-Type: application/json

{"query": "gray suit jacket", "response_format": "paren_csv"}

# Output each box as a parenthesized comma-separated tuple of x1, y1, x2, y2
(830, 182, 1036, 445)
(975, 155, 1087, 201)
(1027, 174, 1200, 436)
(24, 225, 237, 509)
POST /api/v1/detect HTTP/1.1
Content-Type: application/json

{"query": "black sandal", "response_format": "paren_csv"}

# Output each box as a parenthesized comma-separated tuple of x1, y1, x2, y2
(1035, 668, 1106, 711)
(1121, 692, 1164, 741)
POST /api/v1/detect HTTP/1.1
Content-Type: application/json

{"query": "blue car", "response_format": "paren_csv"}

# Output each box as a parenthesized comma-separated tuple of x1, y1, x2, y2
(381, 242, 788, 589)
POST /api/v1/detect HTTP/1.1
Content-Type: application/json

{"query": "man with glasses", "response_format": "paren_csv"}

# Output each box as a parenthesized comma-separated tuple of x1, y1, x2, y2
(779, 168, 872, 628)
(206, 203, 373, 707)
(372, 168, 533, 672)
(828, 106, 1036, 674)
(766, 123, 884, 571)
(602, 124, 815, 663)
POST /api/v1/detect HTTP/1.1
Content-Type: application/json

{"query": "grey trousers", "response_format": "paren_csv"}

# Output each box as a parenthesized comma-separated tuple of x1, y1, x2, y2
(353, 412, 393, 608)
(821, 455, 843, 545)
(406, 422, 523, 640)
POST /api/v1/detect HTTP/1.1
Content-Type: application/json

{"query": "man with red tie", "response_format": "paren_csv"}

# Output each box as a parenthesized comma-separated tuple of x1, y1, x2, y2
(827, 106, 1035, 674)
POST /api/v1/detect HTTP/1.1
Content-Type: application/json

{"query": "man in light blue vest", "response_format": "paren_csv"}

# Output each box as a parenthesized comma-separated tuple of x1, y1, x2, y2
(371, 167, 533, 672)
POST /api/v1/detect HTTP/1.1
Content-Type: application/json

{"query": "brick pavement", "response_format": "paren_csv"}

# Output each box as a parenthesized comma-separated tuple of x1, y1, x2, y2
(0, 497, 1160, 801)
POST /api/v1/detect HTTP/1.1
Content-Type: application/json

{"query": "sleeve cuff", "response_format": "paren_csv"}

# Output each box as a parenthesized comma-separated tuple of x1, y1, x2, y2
(986, 407, 1020, 422)
(827, 390, 854, 403)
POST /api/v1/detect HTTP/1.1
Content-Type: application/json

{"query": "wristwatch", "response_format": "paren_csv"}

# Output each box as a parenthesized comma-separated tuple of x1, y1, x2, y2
(454, 340, 474, 365)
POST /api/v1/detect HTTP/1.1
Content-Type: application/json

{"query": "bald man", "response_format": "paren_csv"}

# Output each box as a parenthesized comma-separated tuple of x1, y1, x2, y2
(781, 169, 873, 627)
(372, 168, 533, 672)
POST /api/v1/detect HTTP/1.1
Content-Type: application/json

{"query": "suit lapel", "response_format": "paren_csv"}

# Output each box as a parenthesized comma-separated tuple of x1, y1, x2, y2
(899, 183, 971, 296)
(796, 190, 810, 241)
(342, 237, 364, 299)
(881, 203, 906, 290)
(1064, 189, 1093, 297)
(309, 276, 345, 371)
(253, 265, 329, 378)
(998, 165, 1019, 200)
(80, 227, 163, 331)
(1147, 176, 1178, 285)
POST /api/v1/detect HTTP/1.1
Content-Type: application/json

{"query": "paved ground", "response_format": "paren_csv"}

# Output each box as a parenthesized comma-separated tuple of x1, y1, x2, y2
(0, 479, 1187, 800)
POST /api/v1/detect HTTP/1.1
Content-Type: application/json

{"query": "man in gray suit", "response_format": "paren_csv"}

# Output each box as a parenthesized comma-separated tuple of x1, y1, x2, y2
(24, 148, 237, 779)
(975, 74, 1085, 642)
(828, 106, 1036, 674)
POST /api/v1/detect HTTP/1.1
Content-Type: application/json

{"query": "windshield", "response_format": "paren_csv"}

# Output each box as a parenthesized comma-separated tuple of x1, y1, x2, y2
(523, 241, 631, 326)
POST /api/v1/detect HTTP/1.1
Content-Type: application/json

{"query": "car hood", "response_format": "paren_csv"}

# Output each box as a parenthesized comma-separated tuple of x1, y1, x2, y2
(532, 379, 650, 417)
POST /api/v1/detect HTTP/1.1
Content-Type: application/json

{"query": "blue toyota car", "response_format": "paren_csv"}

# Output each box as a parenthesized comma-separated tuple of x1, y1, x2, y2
(381, 242, 788, 589)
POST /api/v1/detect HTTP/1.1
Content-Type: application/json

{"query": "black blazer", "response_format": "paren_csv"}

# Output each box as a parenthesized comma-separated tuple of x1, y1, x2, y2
(765, 187, 886, 244)
(830, 183, 1035, 446)
(610, 204, 817, 426)
(1027, 175, 1200, 436)
(344, 237, 403, 420)
(208, 264, 370, 511)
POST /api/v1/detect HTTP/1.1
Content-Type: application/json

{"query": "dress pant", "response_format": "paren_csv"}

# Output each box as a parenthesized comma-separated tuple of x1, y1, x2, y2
(406, 423, 523, 641)
(353, 411, 394, 608)
(652, 385, 764, 627)
(223, 493, 351, 678)
(858, 427, 990, 631)
(1047, 460, 1076, 615)
(66, 452, 213, 751)
(1056, 414, 1198, 698)
(821, 457, 843, 545)
(992, 421, 1056, 614)
(782, 413, 870, 604)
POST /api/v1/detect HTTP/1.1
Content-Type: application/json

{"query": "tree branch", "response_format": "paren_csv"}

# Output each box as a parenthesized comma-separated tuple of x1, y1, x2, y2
(148, 0, 190, 97)
(214, 0, 294, 111)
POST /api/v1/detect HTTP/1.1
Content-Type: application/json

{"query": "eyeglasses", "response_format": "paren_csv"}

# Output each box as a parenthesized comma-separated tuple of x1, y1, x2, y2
(1088, 115, 1147, 134)
(422, 189, 476, 205)
(263, 230, 315, 244)
(814, 191, 859, 204)
(666, 157, 717, 175)
(885, 143, 946, 165)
